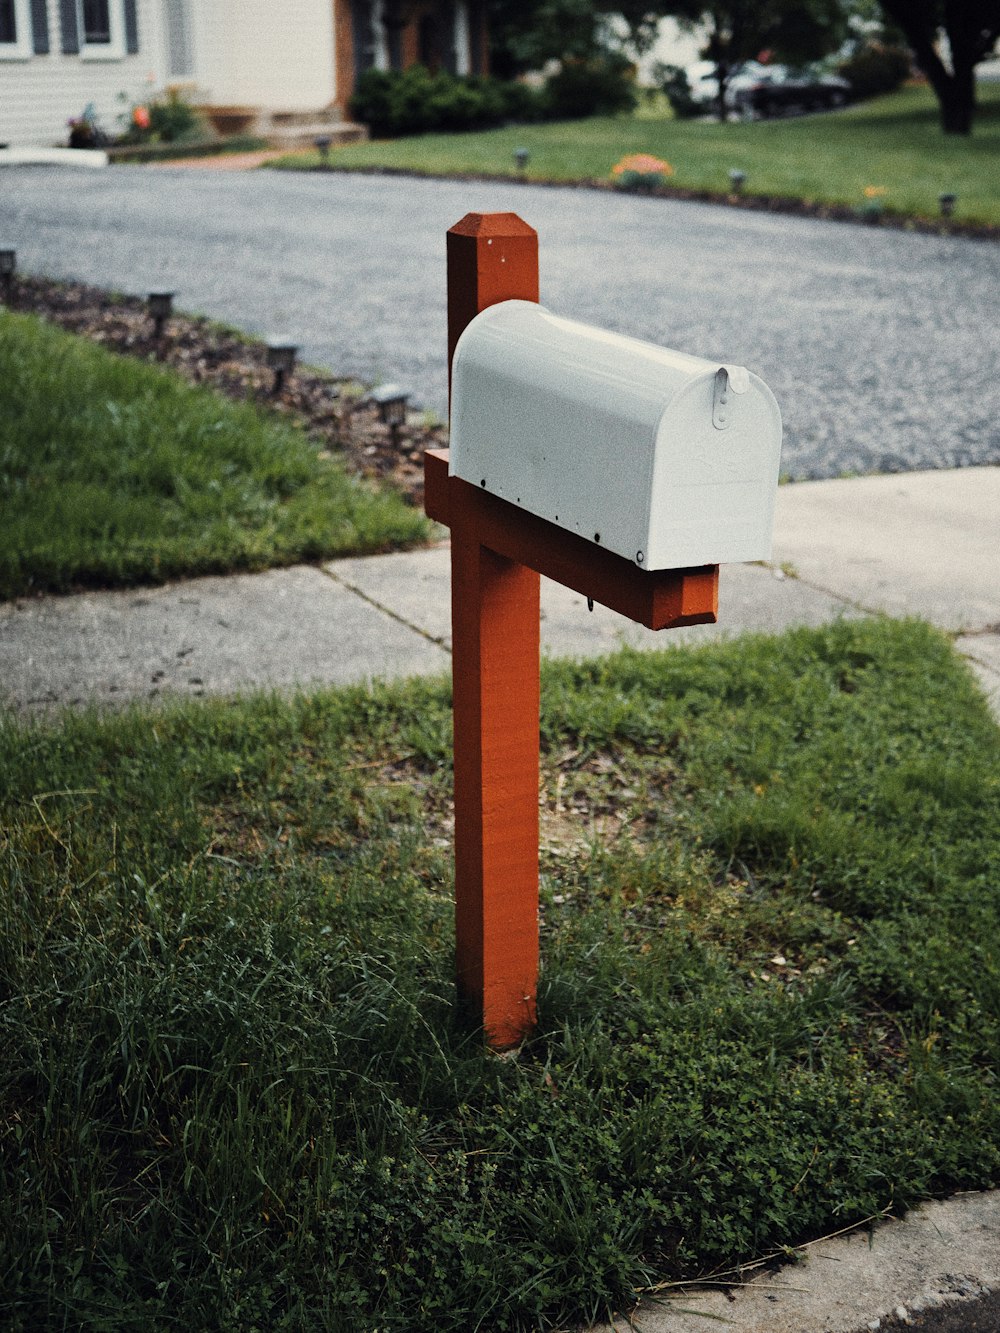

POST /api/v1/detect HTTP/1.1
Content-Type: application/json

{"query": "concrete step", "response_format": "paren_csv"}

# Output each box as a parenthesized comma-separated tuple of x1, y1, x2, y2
(198, 105, 369, 147)
(260, 119, 369, 149)
(267, 107, 350, 128)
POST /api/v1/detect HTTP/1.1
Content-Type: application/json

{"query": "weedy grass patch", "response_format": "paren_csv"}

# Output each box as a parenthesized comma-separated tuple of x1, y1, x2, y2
(2, 619, 999, 1330)
(0, 310, 427, 599)
(274, 83, 1000, 229)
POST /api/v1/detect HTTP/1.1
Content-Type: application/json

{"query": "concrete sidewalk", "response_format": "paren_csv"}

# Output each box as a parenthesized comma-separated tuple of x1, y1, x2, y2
(2, 467, 999, 718)
(1, 465, 999, 1332)
(596, 1192, 1000, 1333)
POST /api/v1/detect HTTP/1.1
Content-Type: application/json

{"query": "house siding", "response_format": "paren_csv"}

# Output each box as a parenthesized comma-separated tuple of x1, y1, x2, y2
(187, 0, 335, 111)
(1, 0, 167, 147)
(1, 1, 488, 149)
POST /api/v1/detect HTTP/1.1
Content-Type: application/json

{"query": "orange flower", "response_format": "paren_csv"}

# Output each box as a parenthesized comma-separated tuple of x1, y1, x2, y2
(863, 185, 887, 198)
(132, 105, 151, 130)
(612, 153, 673, 178)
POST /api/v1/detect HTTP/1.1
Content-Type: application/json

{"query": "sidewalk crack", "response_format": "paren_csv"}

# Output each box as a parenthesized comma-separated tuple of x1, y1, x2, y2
(320, 567, 451, 654)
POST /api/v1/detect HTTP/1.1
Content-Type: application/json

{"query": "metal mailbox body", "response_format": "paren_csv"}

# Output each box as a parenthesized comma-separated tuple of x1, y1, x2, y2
(450, 300, 782, 570)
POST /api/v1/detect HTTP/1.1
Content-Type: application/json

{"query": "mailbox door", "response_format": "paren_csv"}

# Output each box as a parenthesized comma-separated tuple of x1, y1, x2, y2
(646, 371, 783, 569)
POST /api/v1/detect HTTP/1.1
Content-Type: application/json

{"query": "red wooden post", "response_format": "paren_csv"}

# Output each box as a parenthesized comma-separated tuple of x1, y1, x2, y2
(447, 213, 542, 1049)
(436, 212, 720, 1049)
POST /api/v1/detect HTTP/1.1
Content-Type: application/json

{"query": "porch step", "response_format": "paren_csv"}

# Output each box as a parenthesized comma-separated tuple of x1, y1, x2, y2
(198, 105, 369, 148)
(262, 120, 369, 149)
(267, 107, 350, 128)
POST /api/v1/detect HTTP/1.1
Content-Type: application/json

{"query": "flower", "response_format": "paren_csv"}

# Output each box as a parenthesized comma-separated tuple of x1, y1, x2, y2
(611, 153, 674, 195)
(612, 153, 673, 178)
(863, 185, 888, 198)
(132, 105, 151, 130)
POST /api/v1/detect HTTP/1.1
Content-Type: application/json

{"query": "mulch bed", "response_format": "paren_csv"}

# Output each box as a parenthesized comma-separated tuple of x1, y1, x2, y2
(3, 275, 445, 509)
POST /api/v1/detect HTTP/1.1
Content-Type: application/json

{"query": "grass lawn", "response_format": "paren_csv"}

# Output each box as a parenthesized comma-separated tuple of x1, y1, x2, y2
(2, 618, 999, 1330)
(0, 310, 428, 600)
(274, 83, 1000, 229)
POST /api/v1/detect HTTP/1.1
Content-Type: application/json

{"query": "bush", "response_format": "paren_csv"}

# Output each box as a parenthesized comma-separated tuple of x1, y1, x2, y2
(115, 88, 204, 145)
(838, 43, 912, 100)
(348, 69, 403, 136)
(147, 88, 203, 142)
(543, 53, 638, 120)
(348, 59, 634, 137)
(349, 66, 543, 137)
(498, 77, 548, 123)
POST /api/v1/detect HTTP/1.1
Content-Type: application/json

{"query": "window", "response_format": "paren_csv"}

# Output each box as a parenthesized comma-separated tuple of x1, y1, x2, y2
(75, 0, 128, 58)
(81, 0, 111, 43)
(0, 0, 32, 58)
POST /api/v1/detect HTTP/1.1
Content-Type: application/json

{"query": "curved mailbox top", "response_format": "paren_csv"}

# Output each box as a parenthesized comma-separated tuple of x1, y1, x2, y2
(450, 301, 782, 570)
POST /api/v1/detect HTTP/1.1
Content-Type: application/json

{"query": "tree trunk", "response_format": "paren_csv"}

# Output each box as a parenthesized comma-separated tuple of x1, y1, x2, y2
(937, 68, 975, 134)
(716, 61, 729, 121)
(877, 0, 992, 135)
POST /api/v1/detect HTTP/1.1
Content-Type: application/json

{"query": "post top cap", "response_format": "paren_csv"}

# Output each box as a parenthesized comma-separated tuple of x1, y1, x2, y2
(449, 212, 537, 240)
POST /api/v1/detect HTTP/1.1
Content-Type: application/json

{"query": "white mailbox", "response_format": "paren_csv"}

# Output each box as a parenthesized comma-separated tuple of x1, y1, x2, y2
(450, 301, 782, 570)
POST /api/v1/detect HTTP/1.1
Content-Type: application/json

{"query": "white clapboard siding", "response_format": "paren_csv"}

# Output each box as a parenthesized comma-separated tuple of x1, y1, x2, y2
(1, 0, 339, 148)
(0, 0, 167, 148)
(186, 0, 336, 112)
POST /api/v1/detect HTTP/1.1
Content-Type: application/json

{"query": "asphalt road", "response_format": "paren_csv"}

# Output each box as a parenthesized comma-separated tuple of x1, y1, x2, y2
(1, 164, 998, 479)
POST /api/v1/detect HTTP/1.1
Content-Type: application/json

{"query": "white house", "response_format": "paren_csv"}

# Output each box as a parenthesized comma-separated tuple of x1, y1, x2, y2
(1, 0, 489, 149)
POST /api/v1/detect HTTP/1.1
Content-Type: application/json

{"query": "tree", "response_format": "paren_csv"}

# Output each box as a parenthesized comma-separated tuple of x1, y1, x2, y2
(652, 0, 847, 119)
(873, 0, 1000, 133)
(488, 0, 665, 76)
(488, 0, 602, 77)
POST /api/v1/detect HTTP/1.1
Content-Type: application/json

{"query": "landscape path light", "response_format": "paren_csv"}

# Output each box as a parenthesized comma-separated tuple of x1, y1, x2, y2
(514, 146, 530, 174)
(266, 339, 298, 395)
(0, 248, 15, 302)
(939, 192, 957, 217)
(729, 168, 746, 192)
(147, 291, 174, 340)
(314, 134, 332, 165)
(369, 382, 411, 446)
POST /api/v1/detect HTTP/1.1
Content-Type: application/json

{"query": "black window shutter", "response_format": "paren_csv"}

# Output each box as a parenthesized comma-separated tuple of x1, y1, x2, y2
(31, 0, 50, 52)
(124, 0, 138, 53)
(60, 0, 79, 53)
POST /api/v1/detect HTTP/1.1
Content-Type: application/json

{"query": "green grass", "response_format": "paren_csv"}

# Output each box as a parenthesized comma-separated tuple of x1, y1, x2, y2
(0, 311, 427, 599)
(2, 618, 999, 1330)
(275, 83, 1000, 227)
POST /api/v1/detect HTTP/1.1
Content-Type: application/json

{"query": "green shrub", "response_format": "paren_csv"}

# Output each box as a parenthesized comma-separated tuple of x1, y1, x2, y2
(116, 88, 205, 145)
(428, 73, 490, 130)
(497, 77, 548, 123)
(147, 88, 203, 142)
(348, 60, 635, 137)
(349, 66, 542, 137)
(838, 43, 912, 100)
(348, 69, 400, 136)
(543, 54, 638, 119)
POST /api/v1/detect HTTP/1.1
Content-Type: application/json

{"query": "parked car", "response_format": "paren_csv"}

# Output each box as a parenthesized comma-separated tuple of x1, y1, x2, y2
(683, 60, 851, 118)
(684, 60, 762, 113)
(729, 65, 851, 117)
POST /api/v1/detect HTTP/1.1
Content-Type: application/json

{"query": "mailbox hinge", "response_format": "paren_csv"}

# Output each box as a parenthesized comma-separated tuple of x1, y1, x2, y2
(713, 364, 750, 430)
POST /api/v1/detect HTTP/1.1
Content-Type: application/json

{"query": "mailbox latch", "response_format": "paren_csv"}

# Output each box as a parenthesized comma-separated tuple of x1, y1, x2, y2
(712, 364, 750, 430)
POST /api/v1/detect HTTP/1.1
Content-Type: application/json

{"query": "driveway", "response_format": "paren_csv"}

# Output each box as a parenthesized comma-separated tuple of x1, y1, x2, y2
(2, 164, 998, 479)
